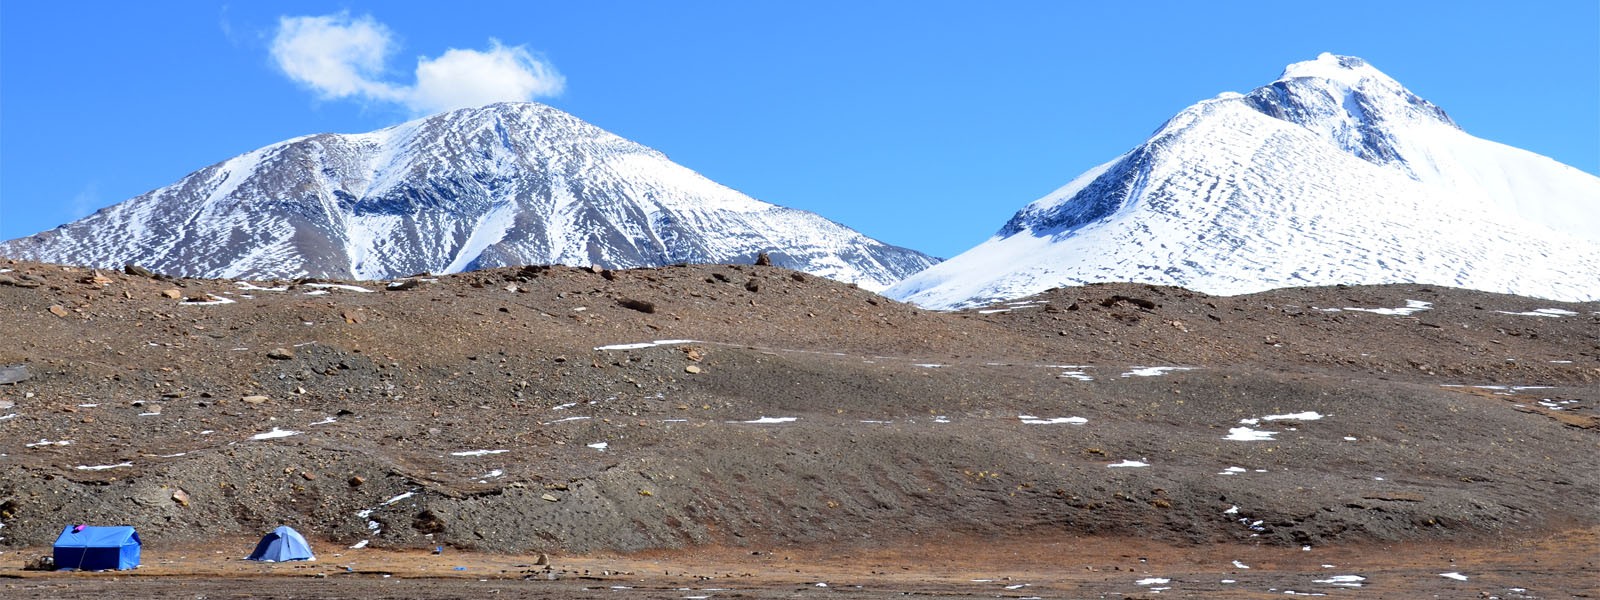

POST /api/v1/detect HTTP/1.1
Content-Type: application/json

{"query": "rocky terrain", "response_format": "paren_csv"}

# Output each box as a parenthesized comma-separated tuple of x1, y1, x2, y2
(0, 258, 1595, 597)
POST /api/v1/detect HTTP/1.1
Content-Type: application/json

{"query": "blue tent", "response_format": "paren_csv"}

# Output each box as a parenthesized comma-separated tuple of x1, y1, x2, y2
(53, 525, 140, 571)
(246, 525, 315, 562)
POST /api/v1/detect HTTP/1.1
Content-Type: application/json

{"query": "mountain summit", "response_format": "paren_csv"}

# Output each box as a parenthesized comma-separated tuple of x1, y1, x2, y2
(1, 102, 936, 289)
(886, 53, 1600, 309)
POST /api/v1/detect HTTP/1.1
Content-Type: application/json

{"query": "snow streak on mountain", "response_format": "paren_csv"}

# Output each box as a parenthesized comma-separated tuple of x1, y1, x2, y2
(1, 103, 936, 290)
(886, 53, 1600, 309)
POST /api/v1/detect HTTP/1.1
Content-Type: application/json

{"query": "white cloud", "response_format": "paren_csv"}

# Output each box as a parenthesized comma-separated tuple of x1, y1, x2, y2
(270, 12, 563, 115)
(271, 13, 403, 102)
(409, 41, 566, 114)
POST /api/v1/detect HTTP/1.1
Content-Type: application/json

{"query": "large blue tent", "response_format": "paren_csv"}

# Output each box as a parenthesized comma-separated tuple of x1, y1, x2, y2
(53, 525, 141, 571)
(246, 525, 315, 562)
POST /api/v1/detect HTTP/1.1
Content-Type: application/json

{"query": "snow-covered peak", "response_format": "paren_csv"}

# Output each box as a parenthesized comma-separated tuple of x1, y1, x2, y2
(0, 102, 938, 288)
(1277, 53, 1390, 87)
(1247, 54, 1458, 170)
(886, 54, 1600, 309)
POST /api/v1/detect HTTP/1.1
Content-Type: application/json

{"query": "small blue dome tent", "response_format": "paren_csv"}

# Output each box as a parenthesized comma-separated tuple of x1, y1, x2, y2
(246, 525, 315, 562)
(53, 525, 141, 571)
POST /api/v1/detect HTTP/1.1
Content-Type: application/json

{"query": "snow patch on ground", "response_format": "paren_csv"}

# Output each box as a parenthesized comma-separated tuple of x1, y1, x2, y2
(75, 462, 133, 471)
(353, 490, 418, 538)
(1121, 366, 1194, 377)
(1225, 427, 1278, 441)
(594, 339, 697, 351)
(451, 449, 509, 457)
(235, 282, 289, 292)
(1313, 575, 1366, 587)
(736, 417, 797, 424)
(1262, 411, 1325, 421)
(1056, 366, 1095, 381)
(1019, 415, 1087, 425)
(1495, 308, 1578, 317)
(250, 428, 300, 440)
(182, 295, 237, 306)
(1334, 300, 1432, 316)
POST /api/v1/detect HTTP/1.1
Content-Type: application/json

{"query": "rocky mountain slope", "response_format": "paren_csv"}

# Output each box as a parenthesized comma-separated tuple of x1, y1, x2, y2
(0, 103, 936, 290)
(887, 53, 1600, 309)
(0, 259, 1595, 560)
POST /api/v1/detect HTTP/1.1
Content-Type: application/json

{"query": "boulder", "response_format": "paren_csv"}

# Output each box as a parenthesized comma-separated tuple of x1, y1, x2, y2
(0, 274, 40, 288)
(617, 298, 656, 314)
(0, 364, 29, 385)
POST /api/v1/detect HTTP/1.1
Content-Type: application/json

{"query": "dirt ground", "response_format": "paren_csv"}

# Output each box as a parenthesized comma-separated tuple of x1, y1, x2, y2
(1, 259, 1596, 597)
(2, 528, 1595, 598)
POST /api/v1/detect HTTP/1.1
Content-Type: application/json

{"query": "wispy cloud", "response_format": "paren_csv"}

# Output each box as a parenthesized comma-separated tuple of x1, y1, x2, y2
(270, 12, 563, 115)
(70, 183, 100, 220)
(218, 4, 240, 47)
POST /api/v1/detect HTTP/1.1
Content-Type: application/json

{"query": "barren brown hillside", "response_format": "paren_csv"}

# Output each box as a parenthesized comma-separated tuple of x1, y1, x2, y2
(1, 259, 1595, 598)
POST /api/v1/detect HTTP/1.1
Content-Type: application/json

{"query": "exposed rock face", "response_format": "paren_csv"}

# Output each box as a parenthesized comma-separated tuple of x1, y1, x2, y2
(1, 103, 937, 291)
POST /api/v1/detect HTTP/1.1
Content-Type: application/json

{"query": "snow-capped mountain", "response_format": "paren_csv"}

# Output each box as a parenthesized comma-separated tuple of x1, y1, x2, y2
(1, 102, 935, 290)
(886, 53, 1600, 309)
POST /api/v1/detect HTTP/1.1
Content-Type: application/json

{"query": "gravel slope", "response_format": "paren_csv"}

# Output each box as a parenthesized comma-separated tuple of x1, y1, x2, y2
(0, 259, 1594, 560)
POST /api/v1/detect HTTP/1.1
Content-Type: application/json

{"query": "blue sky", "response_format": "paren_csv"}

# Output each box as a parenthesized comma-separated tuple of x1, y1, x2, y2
(3, 1, 1596, 258)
